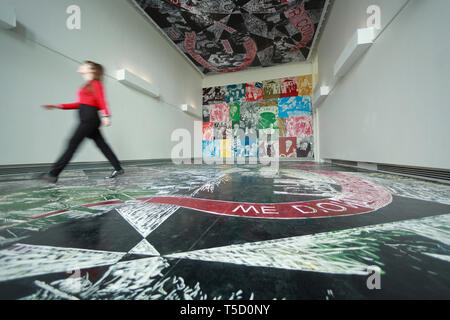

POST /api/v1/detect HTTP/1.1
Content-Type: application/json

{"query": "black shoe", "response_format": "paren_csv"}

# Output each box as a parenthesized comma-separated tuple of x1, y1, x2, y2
(38, 173, 58, 183)
(106, 169, 124, 179)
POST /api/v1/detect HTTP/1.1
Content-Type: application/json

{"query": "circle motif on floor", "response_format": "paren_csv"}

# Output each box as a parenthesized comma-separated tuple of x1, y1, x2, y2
(137, 169, 393, 219)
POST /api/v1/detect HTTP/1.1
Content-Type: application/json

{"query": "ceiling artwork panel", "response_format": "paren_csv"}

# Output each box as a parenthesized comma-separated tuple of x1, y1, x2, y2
(133, 0, 329, 74)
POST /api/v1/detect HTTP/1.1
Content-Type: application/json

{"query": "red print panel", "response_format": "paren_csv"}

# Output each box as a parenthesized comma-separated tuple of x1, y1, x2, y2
(245, 82, 264, 101)
(202, 122, 214, 140)
(280, 77, 299, 98)
(279, 137, 297, 158)
(210, 103, 230, 122)
(285, 116, 312, 138)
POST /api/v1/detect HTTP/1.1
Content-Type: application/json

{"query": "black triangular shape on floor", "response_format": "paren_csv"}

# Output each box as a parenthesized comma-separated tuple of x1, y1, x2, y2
(19, 210, 142, 253)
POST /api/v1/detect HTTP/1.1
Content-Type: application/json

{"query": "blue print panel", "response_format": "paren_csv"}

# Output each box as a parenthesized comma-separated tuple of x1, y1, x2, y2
(226, 84, 246, 103)
(202, 140, 221, 158)
(278, 96, 311, 118)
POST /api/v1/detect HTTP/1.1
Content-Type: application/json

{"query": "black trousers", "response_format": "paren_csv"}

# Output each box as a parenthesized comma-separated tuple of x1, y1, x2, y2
(50, 104, 122, 177)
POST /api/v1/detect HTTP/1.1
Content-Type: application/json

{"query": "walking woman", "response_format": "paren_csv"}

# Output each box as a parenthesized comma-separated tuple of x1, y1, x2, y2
(40, 61, 124, 183)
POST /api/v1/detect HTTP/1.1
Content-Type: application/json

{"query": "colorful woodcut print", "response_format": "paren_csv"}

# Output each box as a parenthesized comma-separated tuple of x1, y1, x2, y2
(278, 118, 287, 137)
(203, 86, 226, 105)
(232, 122, 243, 138)
(226, 84, 246, 103)
(230, 138, 238, 158)
(259, 99, 278, 108)
(278, 96, 311, 118)
(202, 105, 210, 122)
(239, 101, 259, 132)
(229, 102, 240, 124)
(247, 138, 259, 158)
(245, 82, 263, 101)
(280, 77, 299, 97)
(202, 140, 220, 158)
(210, 103, 230, 123)
(298, 74, 313, 96)
(234, 138, 246, 158)
(202, 122, 214, 141)
(220, 139, 232, 159)
(259, 133, 279, 158)
(297, 136, 314, 158)
(234, 137, 259, 158)
(258, 106, 279, 134)
(263, 79, 281, 99)
(280, 137, 298, 158)
(285, 116, 313, 138)
(214, 122, 232, 140)
(203, 87, 214, 105)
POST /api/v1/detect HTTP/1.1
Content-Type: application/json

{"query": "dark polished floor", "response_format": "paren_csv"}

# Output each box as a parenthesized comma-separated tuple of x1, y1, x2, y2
(0, 161, 449, 300)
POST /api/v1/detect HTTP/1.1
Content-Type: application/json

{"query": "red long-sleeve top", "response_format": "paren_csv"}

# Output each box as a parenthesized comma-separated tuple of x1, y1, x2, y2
(59, 80, 110, 116)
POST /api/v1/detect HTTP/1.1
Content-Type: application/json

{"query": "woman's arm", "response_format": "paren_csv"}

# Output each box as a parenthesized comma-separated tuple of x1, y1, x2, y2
(42, 104, 75, 110)
(59, 103, 81, 109)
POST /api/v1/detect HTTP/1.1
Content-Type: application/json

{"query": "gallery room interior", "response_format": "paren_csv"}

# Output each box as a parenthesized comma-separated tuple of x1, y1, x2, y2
(0, 0, 449, 302)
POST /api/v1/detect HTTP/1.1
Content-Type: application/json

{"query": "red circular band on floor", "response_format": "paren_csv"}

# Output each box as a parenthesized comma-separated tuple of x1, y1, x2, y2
(137, 169, 393, 219)
(0, 169, 392, 231)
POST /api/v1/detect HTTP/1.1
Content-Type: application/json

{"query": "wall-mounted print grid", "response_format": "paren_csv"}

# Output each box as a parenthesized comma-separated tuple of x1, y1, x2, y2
(202, 75, 314, 160)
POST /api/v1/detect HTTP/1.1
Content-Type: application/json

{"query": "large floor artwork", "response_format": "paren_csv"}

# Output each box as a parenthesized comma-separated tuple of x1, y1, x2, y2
(203, 74, 314, 161)
(0, 162, 449, 300)
(133, 0, 328, 74)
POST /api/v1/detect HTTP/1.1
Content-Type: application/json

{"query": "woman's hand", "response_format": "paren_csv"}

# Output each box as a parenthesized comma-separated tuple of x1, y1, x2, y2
(42, 104, 60, 110)
(101, 117, 111, 127)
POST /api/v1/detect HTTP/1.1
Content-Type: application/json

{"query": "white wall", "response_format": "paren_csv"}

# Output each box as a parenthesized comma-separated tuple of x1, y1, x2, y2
(316, 0, 450, 170)
(317, 0, 410, 90)
(203, 62, 312, 88)
(0, 0, 203, 166)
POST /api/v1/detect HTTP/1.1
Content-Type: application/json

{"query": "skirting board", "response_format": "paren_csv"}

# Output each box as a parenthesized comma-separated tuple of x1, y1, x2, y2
(0, 158, 322, 175)
(324, 159, 450, 185)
